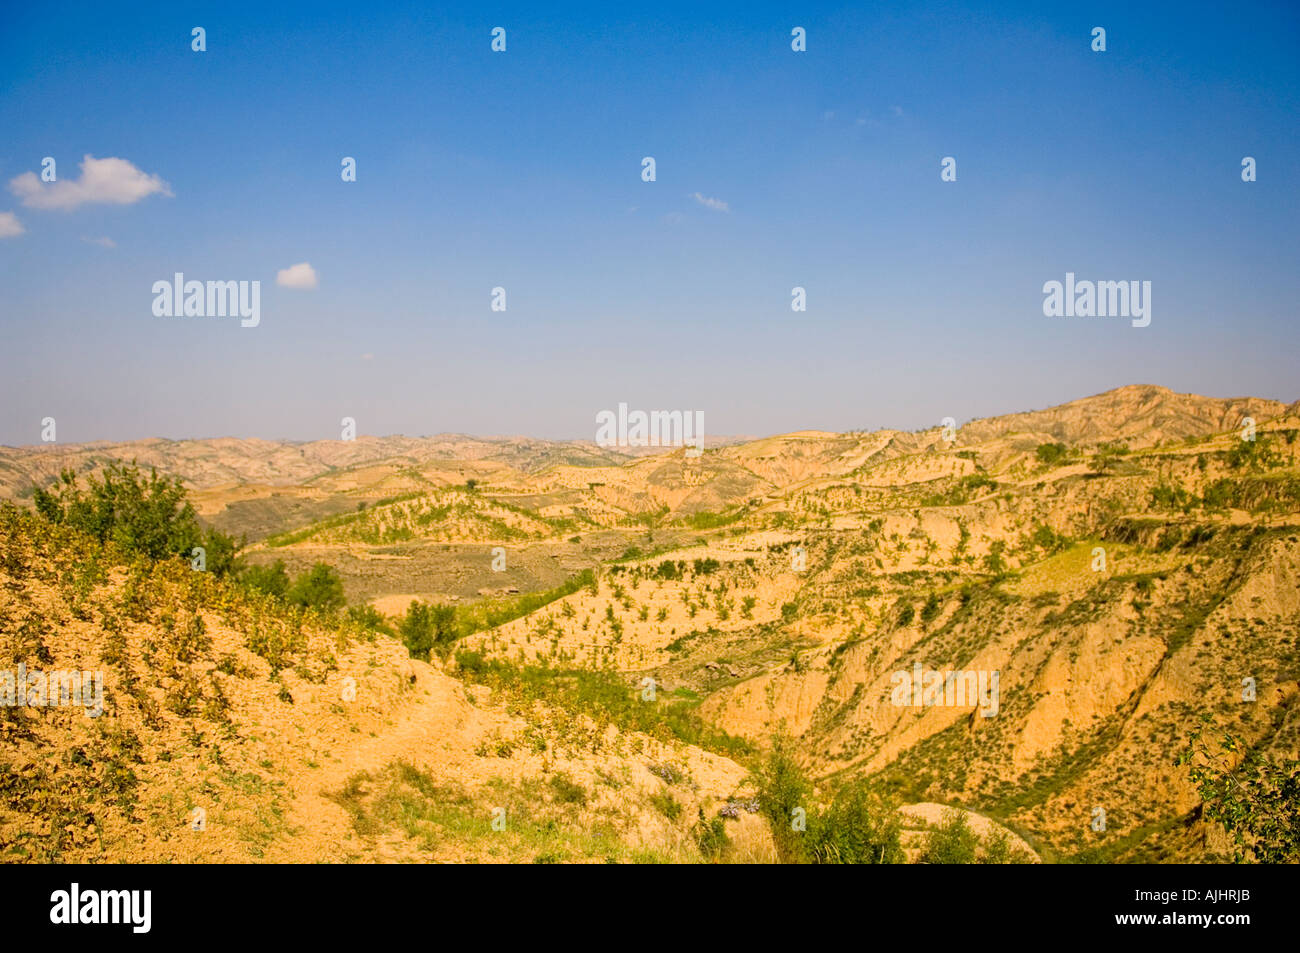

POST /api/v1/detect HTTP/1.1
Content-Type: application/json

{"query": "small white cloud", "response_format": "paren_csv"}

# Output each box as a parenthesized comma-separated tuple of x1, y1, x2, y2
(690, 192, 730, 212)
(662, 211, 684, 225)
(890, 105, 904, 117)
(9, 155, 172, 211)
(0, 211, 23, 238)
(82, 235, 116, 248)
(276, 261, 318, 289)
(822, 110, 835, 121)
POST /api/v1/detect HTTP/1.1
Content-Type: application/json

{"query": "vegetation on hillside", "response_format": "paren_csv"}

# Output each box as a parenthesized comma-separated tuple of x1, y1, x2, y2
(5, 394, 1299, 864)
(1179, 717, 1300, 863)
(33, 463, 240, 576)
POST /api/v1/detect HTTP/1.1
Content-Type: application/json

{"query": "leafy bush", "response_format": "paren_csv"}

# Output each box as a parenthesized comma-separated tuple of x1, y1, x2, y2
(650, 791, 682, 820)
(1026, 522, 1070, 555)
(286, 563, 346, 612)
(33, 463, 240, 574)
(1035, 443, 1070, 466)
(345, 604, 392, 636)
(655, 560, 682, 580)
(400, 601, 457, 660)
(693, 807, 730, 861)
(1179, 718, 1300, 862)
(241, 560, 290, 598)
(752, 738, 904, 864)
(919, 808, 1031, 863)
(686, 508, 746, 530)
(806, 781, 903, 864)
(246, 620, 307, 675)
(983, 540, 1007, 575)
(1150, 483, 1195, 512)
(1202, 475, 1300, 514)
(980, 827, 1033, 864)
(454, 570, 596, 638)
(919, 809, 980, 863)
(750, 734, 813, 863)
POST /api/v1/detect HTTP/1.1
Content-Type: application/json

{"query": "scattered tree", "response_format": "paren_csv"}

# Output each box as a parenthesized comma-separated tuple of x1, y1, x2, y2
(33, 463, 240, 575)
(1178, 717, 1300, 863)
(286, 563, 346, 612)
(400, 600, 458, 660)
(1035, 442, 1070, 466)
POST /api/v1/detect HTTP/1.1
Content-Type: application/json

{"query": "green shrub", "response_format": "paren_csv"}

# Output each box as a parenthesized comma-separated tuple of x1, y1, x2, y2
(400, 601, 457, 661)
(919, 809, 980, 863)
(1179, 718, 1300, 863)
(693, 807, 730, 861)
(1027, 522, 1070, 555)
(1035, 443, 1070, 466)
(980, 828, 1033, 864)
(750, 734, 813, 863)
(806, 781, 903, 864)
(450, 653, 753, 759)
(1150, 484, 1194, 512)
(983, 540, 1007, 575)
(286, 563, 346, 612)
(650, 791, 682, 821)
(246, 621, 307, 675)
(345, 604, 392, 636)
(241, 560, 290, 598)
(655, 560, 682, 580)
(33, 463, 240, 575)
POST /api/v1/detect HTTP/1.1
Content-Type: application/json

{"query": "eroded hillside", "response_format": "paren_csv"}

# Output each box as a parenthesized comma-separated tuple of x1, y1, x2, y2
(3, 385, 1297, 863)
(0, 508, 759, 863)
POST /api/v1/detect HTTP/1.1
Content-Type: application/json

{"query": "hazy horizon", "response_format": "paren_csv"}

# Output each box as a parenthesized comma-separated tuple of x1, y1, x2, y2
(0, 380, 1293, 450)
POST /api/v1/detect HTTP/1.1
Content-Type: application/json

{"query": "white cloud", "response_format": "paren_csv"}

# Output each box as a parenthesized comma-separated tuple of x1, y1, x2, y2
(276, 262, 318, 289)
(690, 192, 730, 212)
(82, 235, 116, 248)
(9, 155, 172, 211)
(0, 211, 23, 238)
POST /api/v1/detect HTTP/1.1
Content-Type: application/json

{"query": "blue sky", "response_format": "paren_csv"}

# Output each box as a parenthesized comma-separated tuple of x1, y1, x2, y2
(1, 0, 1297, 444)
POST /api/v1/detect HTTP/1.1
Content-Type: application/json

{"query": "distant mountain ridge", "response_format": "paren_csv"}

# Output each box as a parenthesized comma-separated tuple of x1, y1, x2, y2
(0, 386, 1291, 503)
(955, 385, 1286, 448)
